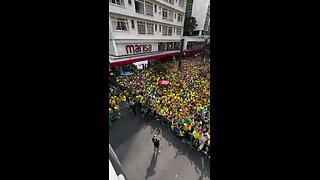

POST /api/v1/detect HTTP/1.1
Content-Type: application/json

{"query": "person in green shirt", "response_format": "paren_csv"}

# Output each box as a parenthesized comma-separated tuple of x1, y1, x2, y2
(186, 118, 193, 124)
(141, 106, 145, 120)
(109, 110, 113, 129)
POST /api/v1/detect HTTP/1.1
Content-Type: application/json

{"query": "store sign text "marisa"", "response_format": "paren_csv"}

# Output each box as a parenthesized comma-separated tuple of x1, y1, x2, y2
(125, 45, 152, 54)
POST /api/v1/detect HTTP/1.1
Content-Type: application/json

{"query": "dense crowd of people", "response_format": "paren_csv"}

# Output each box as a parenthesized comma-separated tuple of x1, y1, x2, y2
(109, 55, 211, 157)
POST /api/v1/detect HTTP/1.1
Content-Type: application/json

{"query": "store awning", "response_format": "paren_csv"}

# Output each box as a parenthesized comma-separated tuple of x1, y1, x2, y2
(109, 48, 202, 67)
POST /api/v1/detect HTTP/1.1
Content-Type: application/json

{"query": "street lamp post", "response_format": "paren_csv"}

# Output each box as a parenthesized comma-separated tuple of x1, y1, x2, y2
(179, 39, 184, 71)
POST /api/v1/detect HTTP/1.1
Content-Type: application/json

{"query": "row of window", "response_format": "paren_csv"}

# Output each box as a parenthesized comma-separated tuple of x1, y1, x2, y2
(135, 0, 183, 22)
(111, 17, 182, 36)
(158, 42, 181, 51)
(110, 0, 184, 22)
(187, 41, 205, 50)
(109, 0, 125, 6)
(163, 0, 185, 7)
(110, 0, 184, 8)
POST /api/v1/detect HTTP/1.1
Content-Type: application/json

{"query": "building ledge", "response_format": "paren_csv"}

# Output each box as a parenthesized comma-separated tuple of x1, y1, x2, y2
(109, 49, 203, 67)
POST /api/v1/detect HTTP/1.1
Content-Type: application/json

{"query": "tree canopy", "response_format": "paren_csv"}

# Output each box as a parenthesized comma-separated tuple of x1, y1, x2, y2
(183, 16, 198, 36)
(153, 62, 168, 74)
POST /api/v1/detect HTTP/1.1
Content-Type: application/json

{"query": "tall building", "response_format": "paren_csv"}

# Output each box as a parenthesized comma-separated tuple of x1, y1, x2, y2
(109, 0, 186, 67)
(185, 0, 210, 36)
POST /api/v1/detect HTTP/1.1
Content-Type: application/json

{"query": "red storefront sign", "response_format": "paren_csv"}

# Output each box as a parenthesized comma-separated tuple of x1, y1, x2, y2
(126, 45, 152, 54)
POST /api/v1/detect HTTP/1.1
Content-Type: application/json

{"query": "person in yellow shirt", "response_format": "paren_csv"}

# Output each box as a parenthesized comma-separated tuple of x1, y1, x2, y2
(205, 139, 210, 158)
(193, 129, 200, 139)
(192, 128, 201, 148)
(111, 100, 116, 108)
(183, 123, 191, 135)
(170, 120, 176, 131)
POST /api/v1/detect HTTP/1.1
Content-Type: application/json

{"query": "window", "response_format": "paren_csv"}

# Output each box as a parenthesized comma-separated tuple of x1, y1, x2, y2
(135, 0, 144, 14)
(110, 0, 125, 6)
(159, 25, 161, 32)
(147, 23, 154, 34)
(162, 8, 168, 19)
(168, 10, 173, 21)
(137, 21, 146, 34)
(135, 0, 153, 16)
(176, 28, 182, 35)
(111, 17, 129, 31)
(155, 4, 157, 12)
(145, 1, 153, 16)
(162, 26, 168, 36)
(167, 42, 173, 50)
(174, 42, 181, 50)
(178, 14, 183, 22)
(131, 20, 135, 28)
(158, 42, 166, 51)
(179, 0, 185, 7)
(168, 27, 172, 36)
(168, 0, 174, 4)
(163, 0, 173, 4)
(128, 0, 132, 5)
(155, 24, 157, 31)
(162, 26, 172, 36)
(175, 13, 176, 19)
(161, 8, 172, 21)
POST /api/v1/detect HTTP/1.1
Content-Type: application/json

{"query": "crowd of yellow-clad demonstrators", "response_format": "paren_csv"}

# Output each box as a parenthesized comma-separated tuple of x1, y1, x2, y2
(109, 56, 211, 158)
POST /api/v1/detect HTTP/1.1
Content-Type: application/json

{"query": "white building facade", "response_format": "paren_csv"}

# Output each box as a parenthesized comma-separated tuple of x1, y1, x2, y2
(109, 0, 187, 67)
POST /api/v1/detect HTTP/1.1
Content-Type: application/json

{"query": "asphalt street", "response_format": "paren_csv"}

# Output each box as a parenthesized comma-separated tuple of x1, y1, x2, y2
(109, 109, 211, 180)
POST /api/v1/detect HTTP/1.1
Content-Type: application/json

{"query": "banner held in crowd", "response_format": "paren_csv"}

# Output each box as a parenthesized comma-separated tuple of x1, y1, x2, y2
(120, 71, 134, 76)
(158, 80, 169, 85)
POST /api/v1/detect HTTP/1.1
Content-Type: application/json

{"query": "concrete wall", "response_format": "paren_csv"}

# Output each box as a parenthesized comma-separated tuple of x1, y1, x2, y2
(109, 0, 185, 41)
(109, 40, 117, 56)
(109, 0, 186, 58)
(182, 36, 206, 50)
(109, 15, 183, 41)
(109, 0, 185, 27)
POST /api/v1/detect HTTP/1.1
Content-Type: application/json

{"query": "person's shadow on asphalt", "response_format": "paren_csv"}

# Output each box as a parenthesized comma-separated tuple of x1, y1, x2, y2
(145, 152, 158, 180)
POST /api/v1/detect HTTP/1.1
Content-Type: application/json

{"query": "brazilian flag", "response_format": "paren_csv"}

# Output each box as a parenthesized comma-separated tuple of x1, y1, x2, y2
(197, 108, 205, 115)
(109, 112, 114, 121)
(204, 117, 210, 124)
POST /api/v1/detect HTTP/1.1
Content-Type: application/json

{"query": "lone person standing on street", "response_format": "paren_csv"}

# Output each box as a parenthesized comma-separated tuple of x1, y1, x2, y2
(130, 99, 137, 115)
(152, 135, 161, 154)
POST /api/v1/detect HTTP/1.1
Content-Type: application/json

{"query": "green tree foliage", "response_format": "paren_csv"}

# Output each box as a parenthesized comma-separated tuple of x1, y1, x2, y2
(153, 62, 168, 74)
(183, 16, 198, 36)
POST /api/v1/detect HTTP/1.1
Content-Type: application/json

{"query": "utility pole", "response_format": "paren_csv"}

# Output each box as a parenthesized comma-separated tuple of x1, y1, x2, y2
(179, 38, 184, 71)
